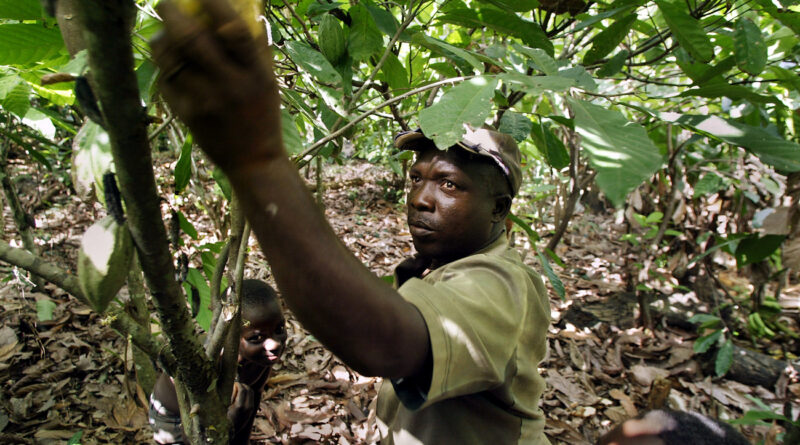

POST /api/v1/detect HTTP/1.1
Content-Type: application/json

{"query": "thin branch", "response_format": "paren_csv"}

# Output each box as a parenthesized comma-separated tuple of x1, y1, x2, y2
(294, 75, 477, 167)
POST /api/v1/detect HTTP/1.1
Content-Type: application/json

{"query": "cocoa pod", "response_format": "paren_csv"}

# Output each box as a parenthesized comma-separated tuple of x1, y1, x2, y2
(175, 0, 263, 36)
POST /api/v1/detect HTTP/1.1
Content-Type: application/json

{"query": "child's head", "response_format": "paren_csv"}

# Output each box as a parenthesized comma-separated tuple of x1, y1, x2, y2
(237, 279, 286, 386)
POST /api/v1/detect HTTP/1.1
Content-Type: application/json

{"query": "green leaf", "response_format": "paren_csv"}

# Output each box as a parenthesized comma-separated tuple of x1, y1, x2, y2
(72, 121, 113, 203)
(0, 0, 42, 20)
(508, 213, 540, 242)
(656, 1, 714, 62)
(418, 76, 498, 149)
(36, 299, 56, 321)
(439, 7, 553, 56)
(730, 410, 787, 425)
(498, 111, 532, 142)
(694, 329, 722, 353)
(530, 120, 570, 170)
(715, 339, 734, 377)
(284, 41, 342, 85)
(414, 34, 484, 72)
(693, 171, 726, 198)
(281, 109, 304, 155)
(0, 24, 64, 65)
(67, 430, 84, 445)
(174, 134, 193, 194)
(364, 0, 403, 39)
(2, 81, 31, 118)
(659, 113, 800, 172)
(512, 44, 558, 75)
(477, 0, 539, 12)
(596, 50, 629, 77)
(557, 66, 597, 92)
(733, 18, 767, 75)
(583, 14, 637, 65)
(381, 52, 410, 92)
(678, 82, 779, 104)
(176, 210, 198, 240)
(0, 74, 21, 99)
(347, 4, 383, 62)
(735, 234, 786, 267)
(498, 72, 576, 94)
(573, 4, 639, 32)
(185, 268, 211, 332)
(538, 251, 565, 299)
(568, 98, 664, 206)
(688, 313, 720, 327)
(212, 167, 232, 201)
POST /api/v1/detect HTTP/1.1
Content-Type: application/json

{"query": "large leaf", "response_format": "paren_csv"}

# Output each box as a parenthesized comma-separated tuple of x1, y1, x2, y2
(498, 111, 532, 143)
(735, 234, 786, 267)
(72, 121, 113, 202)
(498, 72, 576, 94)
(347, 4, 383, 62)
(284, 41, 342, 86)
(438, 6, 553, 56)
(414, 34, 484, 72)
(418, 76, 498, 149)
(380, 51, 410, 92)
(582, 14, 637, 65)
(568, 98, 664, 206)
(513, 44, 558, 75)
(0, 0, 42, 20)
(531, 120, 570, 170)
(659, 112, 800, 172)
(656, 1, 714, 62)
(174, 134, 193, 194)
(477, 0, 539, 12)
(678, 82, 779, 104)
(0, 24, 64, 65)
(281, 109, 304, 155)
(2, 81, 31, 118)
(733, 18, 767, 76)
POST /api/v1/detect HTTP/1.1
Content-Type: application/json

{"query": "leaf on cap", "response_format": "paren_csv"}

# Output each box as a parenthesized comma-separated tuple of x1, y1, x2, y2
(419, 76, 498, 149)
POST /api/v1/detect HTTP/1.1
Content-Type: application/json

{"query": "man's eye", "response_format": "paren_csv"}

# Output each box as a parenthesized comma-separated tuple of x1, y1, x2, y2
(409, 175, 421, 183)
(442, 180, 456, 189)
(274, 325, 285, 336)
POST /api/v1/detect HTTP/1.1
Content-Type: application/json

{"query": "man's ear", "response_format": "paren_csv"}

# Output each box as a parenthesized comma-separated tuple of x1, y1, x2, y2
(491, 195, 512, 222)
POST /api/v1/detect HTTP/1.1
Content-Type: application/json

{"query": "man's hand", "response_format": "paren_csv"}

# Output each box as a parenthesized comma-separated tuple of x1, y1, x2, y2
(150, 0, 284, 173)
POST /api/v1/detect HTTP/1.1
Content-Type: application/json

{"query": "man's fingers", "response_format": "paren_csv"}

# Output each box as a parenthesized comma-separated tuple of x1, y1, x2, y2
(197, 0, 266, 68)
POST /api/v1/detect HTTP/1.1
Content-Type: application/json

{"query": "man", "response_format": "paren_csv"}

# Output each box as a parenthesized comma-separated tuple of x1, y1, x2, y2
(151, 1, 550, 443)
(597, 409, 751, 445)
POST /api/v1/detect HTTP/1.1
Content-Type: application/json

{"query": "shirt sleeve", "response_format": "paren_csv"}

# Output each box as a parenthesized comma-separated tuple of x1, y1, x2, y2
(392, 254, 531, 410)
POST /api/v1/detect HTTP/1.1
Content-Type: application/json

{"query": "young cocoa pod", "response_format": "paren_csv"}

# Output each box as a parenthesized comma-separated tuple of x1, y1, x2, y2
(318, 14, 346, 65)
(78, 216, 134, 312)
(175, 0, 263, 36)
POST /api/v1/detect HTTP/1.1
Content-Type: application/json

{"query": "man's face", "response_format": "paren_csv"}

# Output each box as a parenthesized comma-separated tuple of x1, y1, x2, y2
(407, 146, 499, 266)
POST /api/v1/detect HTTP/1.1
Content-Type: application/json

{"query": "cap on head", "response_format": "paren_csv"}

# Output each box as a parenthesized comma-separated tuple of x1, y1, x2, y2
(394, 124, 522, 196)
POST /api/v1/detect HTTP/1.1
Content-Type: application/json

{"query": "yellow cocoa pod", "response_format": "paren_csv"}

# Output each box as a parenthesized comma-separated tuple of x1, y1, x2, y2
(78, 216, 134, 313)
(175, 0, 263, 37)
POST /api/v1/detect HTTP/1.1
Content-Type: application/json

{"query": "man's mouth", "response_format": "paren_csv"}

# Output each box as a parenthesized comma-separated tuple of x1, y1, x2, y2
(408, 218, 435, 237)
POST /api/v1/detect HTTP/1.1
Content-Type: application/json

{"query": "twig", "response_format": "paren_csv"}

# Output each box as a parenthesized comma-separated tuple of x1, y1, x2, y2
(294, 75, 477, 167)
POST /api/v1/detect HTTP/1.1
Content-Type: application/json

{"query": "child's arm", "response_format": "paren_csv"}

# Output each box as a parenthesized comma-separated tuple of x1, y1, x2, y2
(228, 382, 257, 445)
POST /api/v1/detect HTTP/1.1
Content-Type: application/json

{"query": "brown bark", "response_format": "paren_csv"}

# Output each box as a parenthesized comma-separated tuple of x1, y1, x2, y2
(70, 1, 229, 442)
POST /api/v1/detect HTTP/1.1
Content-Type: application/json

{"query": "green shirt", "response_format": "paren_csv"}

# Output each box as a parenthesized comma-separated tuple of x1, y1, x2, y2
(376, 235, 551, 445)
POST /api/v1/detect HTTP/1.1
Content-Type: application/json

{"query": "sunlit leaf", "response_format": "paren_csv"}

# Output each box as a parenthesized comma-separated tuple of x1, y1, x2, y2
(0, 24, 64, 65)
(715, 339, 734, 377)
(284, 41, 342, 86)
(0, 0, 42, 20)
(733, 18, 767, 75)
(348, 4, 384, 61)
(498, 111, 532, 142)
(568, 98, 664, 206)
(656, 1, 714, 62)
(419, 76, 498, 149)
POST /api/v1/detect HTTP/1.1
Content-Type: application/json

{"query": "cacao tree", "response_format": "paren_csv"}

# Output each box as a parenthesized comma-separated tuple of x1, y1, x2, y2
(0, 0, 798, 442)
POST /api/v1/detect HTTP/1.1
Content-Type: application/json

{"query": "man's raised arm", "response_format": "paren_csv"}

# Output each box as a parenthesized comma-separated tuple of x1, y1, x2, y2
(151, 0, 429, 378)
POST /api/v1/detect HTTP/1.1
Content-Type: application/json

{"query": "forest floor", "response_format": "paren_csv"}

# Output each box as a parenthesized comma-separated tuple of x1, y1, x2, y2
(0, 159, 798, 444)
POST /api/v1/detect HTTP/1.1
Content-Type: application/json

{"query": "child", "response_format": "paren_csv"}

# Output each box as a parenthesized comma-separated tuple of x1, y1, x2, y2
(149, 279, 286, 444)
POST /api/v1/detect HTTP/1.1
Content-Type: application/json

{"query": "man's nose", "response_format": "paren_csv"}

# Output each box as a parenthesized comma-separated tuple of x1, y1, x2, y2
(409, 182, 434, 211)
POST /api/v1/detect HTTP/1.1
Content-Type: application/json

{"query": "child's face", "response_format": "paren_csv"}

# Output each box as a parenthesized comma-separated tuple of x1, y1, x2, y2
(237, 302, 286, 385)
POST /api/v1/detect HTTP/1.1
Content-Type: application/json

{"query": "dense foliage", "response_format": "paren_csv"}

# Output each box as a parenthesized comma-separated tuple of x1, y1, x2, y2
(0, 0, 798, 442)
